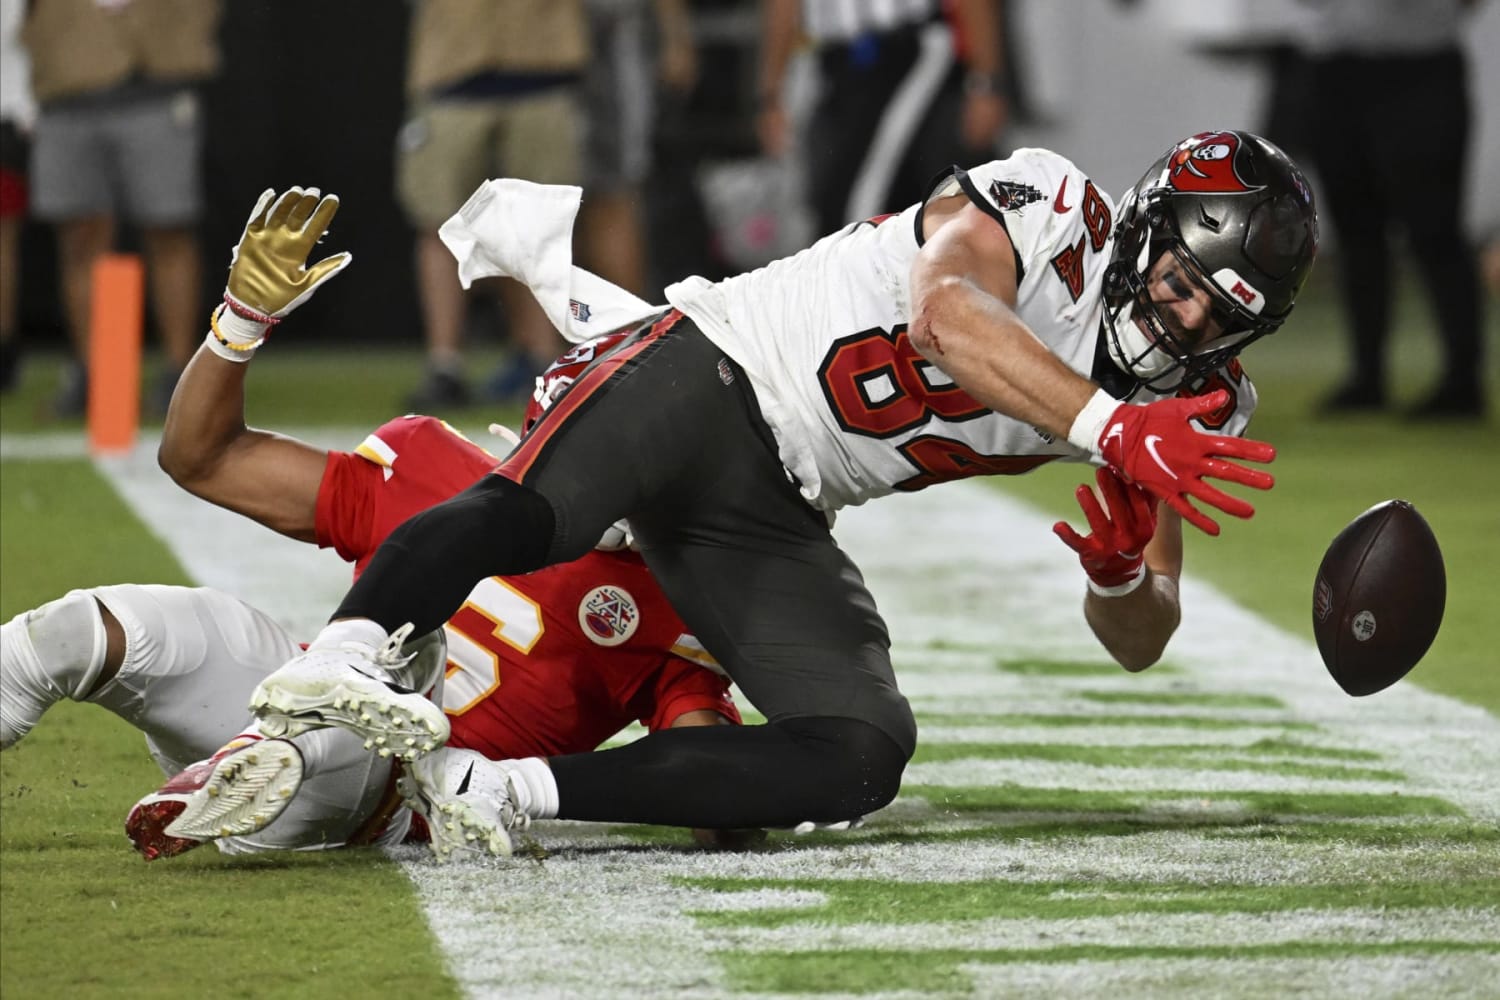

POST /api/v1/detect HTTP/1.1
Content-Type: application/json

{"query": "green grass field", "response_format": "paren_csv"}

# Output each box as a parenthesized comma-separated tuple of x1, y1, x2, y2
(2, 275, 1497, 997)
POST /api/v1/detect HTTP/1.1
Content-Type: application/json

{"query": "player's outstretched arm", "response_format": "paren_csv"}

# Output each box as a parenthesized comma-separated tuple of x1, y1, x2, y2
(159, 187, 352, 542)
(910, 197, 1100, 439)
(1054, 468, 1183, 671)
(912, 200, 1274, 536)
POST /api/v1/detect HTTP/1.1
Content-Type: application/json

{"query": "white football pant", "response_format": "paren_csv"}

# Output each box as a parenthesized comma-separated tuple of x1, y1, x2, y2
(10, 585, 410, 852)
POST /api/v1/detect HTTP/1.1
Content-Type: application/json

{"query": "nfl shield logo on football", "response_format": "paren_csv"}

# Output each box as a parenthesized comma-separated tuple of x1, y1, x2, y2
(1313, 577, 1333, 622)
(578, 585, 640, 646)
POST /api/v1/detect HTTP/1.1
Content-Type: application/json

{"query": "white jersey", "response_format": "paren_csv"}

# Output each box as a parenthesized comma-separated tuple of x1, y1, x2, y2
(667, 148, 1257, 512)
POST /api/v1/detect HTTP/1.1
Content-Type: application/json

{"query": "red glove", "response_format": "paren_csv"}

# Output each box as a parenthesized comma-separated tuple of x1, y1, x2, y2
(1053, 467, 1159, 595)
(1090, 390, 1275, 536)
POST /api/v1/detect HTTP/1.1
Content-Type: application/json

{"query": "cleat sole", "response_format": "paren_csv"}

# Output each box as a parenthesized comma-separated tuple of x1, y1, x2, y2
(163, 740, 305, 841)
(249, 678, 449, 762)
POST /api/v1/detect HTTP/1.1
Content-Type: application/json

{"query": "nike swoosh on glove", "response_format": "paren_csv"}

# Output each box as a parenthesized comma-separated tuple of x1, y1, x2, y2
(1077, 389, 1275, 536)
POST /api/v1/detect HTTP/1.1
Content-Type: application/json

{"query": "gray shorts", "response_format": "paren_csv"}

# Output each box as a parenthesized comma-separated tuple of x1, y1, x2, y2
(582, 2, 654, 191)
(29, 88, 204, 225)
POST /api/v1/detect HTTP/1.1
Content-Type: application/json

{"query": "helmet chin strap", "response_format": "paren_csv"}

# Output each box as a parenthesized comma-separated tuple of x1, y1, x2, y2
(1105, 298, 1178, 382)
(1103, 232, 1182, 387)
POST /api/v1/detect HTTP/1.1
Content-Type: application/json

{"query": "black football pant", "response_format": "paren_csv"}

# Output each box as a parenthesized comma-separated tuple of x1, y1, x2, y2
(336, 311, 916, 827)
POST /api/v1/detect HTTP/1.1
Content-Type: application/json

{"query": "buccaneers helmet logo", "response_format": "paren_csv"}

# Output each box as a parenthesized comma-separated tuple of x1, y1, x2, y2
(1166, 131, 1257, 194)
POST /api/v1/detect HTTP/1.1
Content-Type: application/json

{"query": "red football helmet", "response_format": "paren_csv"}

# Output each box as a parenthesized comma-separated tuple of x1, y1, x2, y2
(521, 330, 630, 434)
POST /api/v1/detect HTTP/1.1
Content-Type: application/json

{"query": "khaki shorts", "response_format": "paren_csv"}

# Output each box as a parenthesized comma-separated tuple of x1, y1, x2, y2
(396, 88, 584, 228)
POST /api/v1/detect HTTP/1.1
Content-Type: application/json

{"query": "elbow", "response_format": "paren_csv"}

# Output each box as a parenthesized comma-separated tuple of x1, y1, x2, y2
(1110, 613, 1179, 673)
(909, 277, 967, 357)
(156, 438, 188, 485)
(157, 434, 211, 491)
(1113, 645, 1165, 674)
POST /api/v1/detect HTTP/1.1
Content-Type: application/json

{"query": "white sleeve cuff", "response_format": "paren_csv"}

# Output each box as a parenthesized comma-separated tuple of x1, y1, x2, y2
(1086, 565, 1148, 598)
(1066, 388, 1120, 457)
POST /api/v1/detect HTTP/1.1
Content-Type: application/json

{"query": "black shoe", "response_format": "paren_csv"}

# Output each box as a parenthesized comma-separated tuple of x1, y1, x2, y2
(404, 369, 471, 411)
(51, 363, 89, 418)
(1317, 380, 1386, 414)
(0, 339, 21, 393)
(1407, 383, 1486, 421)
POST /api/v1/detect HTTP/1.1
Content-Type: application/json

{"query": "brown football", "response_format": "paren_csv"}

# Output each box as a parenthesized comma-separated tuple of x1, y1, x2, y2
(1312, 500, 1446, 696)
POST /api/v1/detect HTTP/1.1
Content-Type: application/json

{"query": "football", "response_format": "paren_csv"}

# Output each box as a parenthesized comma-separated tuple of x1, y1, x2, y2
(1312, 500, 1446, 696)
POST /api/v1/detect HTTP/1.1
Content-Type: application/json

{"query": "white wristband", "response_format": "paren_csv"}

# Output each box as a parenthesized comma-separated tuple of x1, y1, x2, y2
(204, 329, 256, 362)
(214, 302, 271, 345)
(1086, 564, 1148, 598)
(1066, 388, 1121, 457)
(207, 303, 270, 361)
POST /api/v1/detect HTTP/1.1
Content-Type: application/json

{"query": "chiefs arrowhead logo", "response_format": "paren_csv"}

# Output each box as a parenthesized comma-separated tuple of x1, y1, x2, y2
(578, 585, 640, 647)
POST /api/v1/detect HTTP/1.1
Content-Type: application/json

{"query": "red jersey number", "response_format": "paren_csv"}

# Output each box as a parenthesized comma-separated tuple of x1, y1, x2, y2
(818, 325, 989, 438)
(819, 327, 1060, 490)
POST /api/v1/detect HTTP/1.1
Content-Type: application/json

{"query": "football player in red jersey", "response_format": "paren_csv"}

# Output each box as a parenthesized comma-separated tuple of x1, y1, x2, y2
(0, 201, 741, 859)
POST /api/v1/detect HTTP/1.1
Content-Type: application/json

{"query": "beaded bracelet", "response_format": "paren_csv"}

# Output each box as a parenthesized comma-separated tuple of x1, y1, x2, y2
(222, 293, 281, 327)
(209, 304, 266, 353)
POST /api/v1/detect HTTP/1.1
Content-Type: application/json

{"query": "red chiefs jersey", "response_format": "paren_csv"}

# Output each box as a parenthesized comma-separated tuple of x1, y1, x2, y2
(314, 415, 739, 759)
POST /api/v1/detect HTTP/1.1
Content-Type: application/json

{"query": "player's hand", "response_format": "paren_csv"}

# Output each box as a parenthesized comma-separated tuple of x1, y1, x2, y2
(1053, 467, 1158, 595)
(1096, 390, 1274, 536)
(212, 187, 352, 354)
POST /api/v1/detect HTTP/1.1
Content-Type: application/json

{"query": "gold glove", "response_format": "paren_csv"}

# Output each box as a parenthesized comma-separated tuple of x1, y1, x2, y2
(211, 187, 352, 356)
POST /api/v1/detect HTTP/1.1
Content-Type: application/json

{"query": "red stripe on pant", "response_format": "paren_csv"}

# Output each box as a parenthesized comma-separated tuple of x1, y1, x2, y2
(495, 309, 685, 482)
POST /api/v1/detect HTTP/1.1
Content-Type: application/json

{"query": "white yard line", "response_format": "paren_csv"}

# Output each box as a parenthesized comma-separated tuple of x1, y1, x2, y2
(65, 432, 1500, 1000)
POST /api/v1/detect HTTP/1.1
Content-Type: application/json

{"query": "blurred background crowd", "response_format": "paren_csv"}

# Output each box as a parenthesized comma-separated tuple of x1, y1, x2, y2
(0, 0, 1496, 420)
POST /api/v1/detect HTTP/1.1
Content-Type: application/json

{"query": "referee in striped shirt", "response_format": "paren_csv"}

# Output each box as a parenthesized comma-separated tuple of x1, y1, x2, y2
(757, 0, 1007, 236)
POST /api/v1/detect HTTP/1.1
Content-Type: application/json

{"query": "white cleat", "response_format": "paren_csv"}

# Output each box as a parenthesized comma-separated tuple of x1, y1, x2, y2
(398, 747, 524, 862)
(125, 737, 304, 861)
(249, 623, 450, 761)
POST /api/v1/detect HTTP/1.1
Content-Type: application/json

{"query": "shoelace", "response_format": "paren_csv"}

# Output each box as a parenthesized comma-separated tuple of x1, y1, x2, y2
(501, 774, 531, 832)
(373, 622, 419, 669)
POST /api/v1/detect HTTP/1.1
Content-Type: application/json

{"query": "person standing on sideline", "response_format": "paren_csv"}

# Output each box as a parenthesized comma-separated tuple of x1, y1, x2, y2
(398, 0, 589, 408)
(22, 0, 218, 416)
(1301, 0, 1488, 419)
(756, 0, 1008, 236)
(0, 0, 34, 393)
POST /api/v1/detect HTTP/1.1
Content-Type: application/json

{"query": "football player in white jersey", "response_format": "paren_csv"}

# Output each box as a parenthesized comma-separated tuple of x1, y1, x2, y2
(248, 130, 1318, 848)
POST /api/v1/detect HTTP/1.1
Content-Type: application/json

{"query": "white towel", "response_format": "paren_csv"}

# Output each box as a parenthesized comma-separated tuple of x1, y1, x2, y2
(438, 178, 663, 344)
